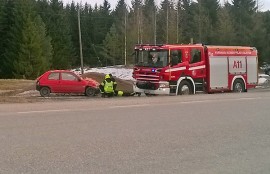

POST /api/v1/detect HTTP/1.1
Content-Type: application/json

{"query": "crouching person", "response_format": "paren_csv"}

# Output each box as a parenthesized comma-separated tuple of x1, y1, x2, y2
(99, 74, 115, 97)
(100, 74, 136, 97)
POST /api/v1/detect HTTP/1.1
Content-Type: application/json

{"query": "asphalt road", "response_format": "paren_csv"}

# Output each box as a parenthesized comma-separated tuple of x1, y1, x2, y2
(1, 89, 270, 174)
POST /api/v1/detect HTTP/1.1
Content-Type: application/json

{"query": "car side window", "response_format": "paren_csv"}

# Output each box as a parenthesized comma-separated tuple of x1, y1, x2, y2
(48, 72, 60, 80)
(190, 49, 201, 64)
(61, 72, 78, 81)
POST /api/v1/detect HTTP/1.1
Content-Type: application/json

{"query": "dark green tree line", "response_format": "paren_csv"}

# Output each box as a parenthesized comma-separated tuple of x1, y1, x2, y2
(0, 0, 270, 79)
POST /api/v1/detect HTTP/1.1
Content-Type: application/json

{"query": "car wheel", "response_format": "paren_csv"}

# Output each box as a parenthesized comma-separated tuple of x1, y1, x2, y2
(178, 80, 193, 95)
(85, 87, 95, 97)
(40, 87, 50, 97)
(233, 79, 245, 92)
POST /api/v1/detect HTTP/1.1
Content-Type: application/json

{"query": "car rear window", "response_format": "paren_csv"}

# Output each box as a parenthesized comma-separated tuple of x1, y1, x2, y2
(48, 72, 60, 80)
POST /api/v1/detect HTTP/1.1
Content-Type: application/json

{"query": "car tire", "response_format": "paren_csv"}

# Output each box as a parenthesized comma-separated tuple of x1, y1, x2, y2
(233, 79, 245, 92)
(85, 87, 95, 97)
(40, 87, 50, 97)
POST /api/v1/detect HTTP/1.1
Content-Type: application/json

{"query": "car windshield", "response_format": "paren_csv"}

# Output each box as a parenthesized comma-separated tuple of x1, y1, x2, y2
(135, 49, 168, 68)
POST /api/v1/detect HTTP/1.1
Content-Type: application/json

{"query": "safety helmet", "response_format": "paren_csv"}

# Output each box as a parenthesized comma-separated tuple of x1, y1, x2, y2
(117, 91, 123, 96)
(105, 74, 110, 79)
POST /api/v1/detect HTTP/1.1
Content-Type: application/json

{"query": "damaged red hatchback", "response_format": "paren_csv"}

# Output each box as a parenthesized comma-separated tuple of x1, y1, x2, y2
(36, 70, 100, 97)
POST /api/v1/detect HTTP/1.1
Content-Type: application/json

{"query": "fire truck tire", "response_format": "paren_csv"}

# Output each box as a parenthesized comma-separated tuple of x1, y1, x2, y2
(233, 79, 245, 93)
(178, 80, 193, 95)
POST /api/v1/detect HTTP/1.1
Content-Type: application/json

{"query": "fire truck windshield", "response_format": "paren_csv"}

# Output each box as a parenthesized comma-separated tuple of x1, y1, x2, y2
(135, 50, 168, 68)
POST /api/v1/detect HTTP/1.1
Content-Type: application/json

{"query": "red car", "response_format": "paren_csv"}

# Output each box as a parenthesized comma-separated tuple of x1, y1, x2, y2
(36, 70, 100, 97)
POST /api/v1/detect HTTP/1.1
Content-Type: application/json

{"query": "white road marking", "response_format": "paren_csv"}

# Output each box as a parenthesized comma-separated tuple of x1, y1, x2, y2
(17, 109, 71, 114)
(179, 97, 260, 104)
(2, 96, 262, 115)
(110, 104, 150, 109)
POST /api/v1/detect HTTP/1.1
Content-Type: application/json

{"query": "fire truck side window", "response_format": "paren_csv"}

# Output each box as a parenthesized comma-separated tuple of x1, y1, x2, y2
(191, 49, 201, 63)
(171, 50, 182, 66)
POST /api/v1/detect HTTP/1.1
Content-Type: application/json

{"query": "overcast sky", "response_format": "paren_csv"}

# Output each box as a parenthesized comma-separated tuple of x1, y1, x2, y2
(62, 0, 270, 11)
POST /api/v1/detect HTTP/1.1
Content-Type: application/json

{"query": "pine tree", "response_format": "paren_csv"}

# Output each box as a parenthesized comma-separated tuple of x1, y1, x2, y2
(157, 0, 176, 43)
(66, 2, 80, 66)
(88, 0, 113, 66)
(0, 0, 17, 78)
(196, 0, 220, 44)
(103, 24, 121, 66)
(38, 0, 75, 69)
(231, 0, 257, 45)
(10, 0, 52, 79)
(13, 15, 52, 79)
(111, 0, 127, 65)
(175, 0, 195, 44)
(252, 12, 268, 64)
(142, 0, 157, 43)
(216, 4, 236, 45)
(262, 11, 270, 63)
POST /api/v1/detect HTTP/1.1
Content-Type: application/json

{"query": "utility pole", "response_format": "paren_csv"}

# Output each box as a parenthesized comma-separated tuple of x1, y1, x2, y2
(198, 0, 202, 43)
(137, 6, 140, 44)
(78, 6, 84, 74)
(257, 0, 259, 12)
(166, 1, 169, 43)
(124, 1, 127, 65)
(176, 1, 179, 43)
(154, 6, 157, 45)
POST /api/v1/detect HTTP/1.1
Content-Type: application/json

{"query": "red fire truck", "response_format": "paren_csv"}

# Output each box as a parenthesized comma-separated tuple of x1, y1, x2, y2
(132, 44, 258, 95)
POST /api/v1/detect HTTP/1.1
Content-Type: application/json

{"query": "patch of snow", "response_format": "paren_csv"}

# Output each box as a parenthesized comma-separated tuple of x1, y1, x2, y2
(72, 66, 134, 81)
(258, 74, 269, 86)
(258, 77, 268, 84)
(17, 90, 39, 96)
(259, 73, 269, 78)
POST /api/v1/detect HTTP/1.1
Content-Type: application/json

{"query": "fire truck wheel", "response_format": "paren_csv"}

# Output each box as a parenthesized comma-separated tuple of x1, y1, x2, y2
(178, 81, 193, 95)
(233, 79, 245, 93)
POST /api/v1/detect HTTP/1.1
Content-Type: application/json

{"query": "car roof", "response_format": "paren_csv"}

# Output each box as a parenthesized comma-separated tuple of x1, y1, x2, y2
(49, 70, 73, 73)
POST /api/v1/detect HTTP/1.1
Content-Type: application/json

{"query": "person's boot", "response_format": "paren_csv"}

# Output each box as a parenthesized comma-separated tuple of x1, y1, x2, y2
(101, 93, 105, 98)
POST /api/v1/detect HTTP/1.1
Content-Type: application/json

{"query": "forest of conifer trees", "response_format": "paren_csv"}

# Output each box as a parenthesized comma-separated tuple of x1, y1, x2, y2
(0, 0, 270, 79)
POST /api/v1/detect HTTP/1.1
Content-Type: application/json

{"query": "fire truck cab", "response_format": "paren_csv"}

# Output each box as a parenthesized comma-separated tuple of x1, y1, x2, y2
(132, 44, 258, 95)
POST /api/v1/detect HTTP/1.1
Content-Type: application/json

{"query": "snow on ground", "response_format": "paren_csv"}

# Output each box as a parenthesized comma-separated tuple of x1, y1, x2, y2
(72, 66, 134, 81)
(258, 74, 269, 86)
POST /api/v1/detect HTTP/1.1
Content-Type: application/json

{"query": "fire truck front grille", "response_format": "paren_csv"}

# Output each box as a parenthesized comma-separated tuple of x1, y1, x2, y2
(136, 73, 159, 82)
(136, 81, 158, 90)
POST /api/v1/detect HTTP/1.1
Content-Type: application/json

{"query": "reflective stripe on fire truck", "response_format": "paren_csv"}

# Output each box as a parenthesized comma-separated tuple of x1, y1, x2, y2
(175, 77, 196, 95)
(188, 65, 206, 70)
(165, 67, 186, 72)
(137, 74, 159, 78)
(230, 75, 247, 90)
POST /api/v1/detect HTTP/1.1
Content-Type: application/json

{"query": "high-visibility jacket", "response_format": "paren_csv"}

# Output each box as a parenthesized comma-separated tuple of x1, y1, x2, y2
(103, 81, 114, 93)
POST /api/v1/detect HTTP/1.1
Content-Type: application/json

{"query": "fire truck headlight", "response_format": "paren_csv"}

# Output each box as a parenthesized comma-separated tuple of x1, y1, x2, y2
(159, 82, 169, 88)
